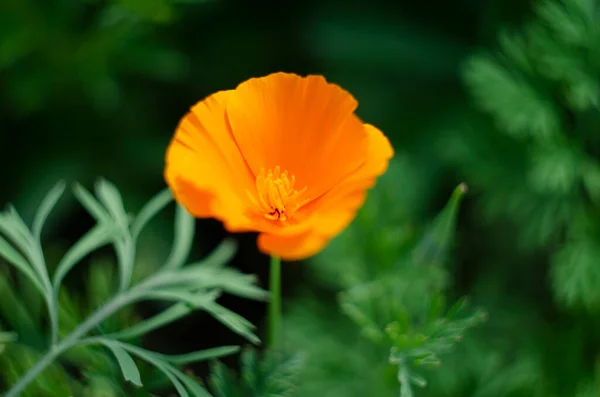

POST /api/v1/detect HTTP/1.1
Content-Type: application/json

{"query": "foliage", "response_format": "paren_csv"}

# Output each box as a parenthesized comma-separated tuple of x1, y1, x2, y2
(0, 0, 212, 116)
(209, 348, 303, 397)
(285, 161, 485, 397)
(2, 0, 600, 396)
(460, 0, 600, 312)
(425, 0, 600, 394)
(0, 181, 267, 396)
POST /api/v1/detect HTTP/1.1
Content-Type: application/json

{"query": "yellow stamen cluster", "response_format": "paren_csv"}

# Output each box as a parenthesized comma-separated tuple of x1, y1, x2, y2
(247, 166, 308, 222)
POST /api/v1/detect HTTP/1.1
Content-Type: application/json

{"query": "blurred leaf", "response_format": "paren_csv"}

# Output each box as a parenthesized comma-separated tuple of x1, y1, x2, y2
(74, 183, 114, 224)
(107, 302, 193, 340)
(0, 235, 45, 294)
(32, 181, 65, 241)
(53, 224, 117, 291)
(464, 54, 559, 141)
(202, 302, 260, 345)
(0, 344, 72, 397)
(536, 0, 594, 46)
(551, 239, 600, 311)
(412, 183, 467, 266)
(132, 188, 173, 241)
(163, 345, 240, 365)
(106, 340, 212, 397)
(101, 340, 144, 387)
(528, 142, 580, 194)
(96, 179, 130, 231)
(163, 205, 195, 270)
(210, 348, 302, 397)
(582, 159, 600, 204)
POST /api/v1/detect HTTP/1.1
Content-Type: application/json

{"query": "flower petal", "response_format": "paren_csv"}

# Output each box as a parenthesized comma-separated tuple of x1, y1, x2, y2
(300, 123, 394, 236)
(257, 231, 329, 261)
(257, 124, 394, 260)
(226, 73, 368, 200)
(164, 90, 255, 229)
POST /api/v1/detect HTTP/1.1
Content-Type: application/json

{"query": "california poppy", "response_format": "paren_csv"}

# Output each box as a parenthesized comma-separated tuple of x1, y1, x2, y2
(165, 72, 393, 260)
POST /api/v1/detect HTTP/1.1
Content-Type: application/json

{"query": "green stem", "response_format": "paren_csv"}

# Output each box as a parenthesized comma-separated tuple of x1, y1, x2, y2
(4, 292, 138, 397)
(268, 256, 282, 348)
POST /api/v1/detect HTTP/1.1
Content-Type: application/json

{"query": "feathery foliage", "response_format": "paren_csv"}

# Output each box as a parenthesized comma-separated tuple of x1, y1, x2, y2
(209, 348, 303, 397)
(460, 0, 600, 312)
(286, 161, 485, 397)
(0, 180, 267, 396)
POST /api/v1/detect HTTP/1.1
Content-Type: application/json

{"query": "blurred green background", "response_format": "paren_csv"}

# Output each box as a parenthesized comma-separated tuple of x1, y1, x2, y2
(2, 0, 600, 396)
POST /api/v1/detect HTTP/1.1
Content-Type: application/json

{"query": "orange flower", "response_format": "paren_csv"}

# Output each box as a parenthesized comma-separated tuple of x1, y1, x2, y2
(164, 72, 393, 260)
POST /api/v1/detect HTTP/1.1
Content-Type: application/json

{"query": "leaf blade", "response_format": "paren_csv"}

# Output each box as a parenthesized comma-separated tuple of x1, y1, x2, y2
(132, 188, 173, 241)
(101, 341, 143, 387)
(0, 235, 45, 294)
(32, 181, 66, 240)
(163, 346, 240, 365)
(163, 205, 195, 270)
(52, 224, 117, 291)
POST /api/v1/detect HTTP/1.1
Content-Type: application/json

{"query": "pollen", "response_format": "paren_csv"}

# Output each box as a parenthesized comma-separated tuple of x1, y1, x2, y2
(247, 166, 309, 222)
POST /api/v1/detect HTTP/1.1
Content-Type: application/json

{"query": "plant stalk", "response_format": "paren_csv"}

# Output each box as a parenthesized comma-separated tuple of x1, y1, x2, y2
(268, 255, 282, 348)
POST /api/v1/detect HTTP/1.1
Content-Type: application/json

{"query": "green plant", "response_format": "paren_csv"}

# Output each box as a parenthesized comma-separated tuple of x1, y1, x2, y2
(285, 160, 486, 397)
(460, 0, 600, 312)
(209, 348, 302, 397)
(0, 180, 267, 396)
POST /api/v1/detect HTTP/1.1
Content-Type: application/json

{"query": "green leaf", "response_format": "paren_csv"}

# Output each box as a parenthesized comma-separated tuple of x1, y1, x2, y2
(132, 188, 173, 241)
(163, 346, 240, 365)
(73, 183, 113, 224)
(101, 341, 143, 387)
(582, 159, 600, 204)
(189, 238, 238, 270)
(113, 341, 209, 397)
(412, 183, 467, 266)
(176, 372, 212, 397)
(210, 348, 302, 397)
(32, 181, 66, 240)
(53, 224, 117, 291)
(107, 302, 193, 340)
(6, 205, 33, 246)
(444, 297, 468, 320)
(551, 239, 600, 311)
(210, 361, 241, 397)
(0, 235, 45, 294)
(464, 54, 559, 140)
(202, 302, 260, 345)
(536, 0, 593, 46)
(163, 205, 195, 270)
(0, 213, 31, 255)
(95, 179, 129, 230)
(154, 266, 266, 301)
(140, 289, 220, 308)
(528, 143, 579, 194)
(0, 331, 17, 344)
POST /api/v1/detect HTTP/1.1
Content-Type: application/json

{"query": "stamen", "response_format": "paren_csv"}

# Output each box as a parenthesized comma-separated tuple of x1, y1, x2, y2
(246, 166, 309, 222)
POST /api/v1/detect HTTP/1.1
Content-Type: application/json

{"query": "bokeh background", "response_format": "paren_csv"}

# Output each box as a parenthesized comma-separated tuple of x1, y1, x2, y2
(2, 0, 600, 396)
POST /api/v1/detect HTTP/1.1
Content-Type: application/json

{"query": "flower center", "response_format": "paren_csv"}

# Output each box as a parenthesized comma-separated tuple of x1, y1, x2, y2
(247, 166, 309, 222)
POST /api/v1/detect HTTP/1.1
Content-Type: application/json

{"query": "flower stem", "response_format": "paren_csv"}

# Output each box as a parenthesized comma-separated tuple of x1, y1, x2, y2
(268, 255, 282, 348)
